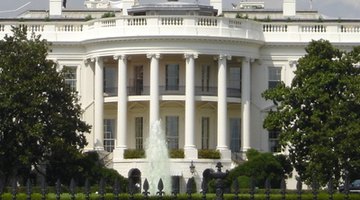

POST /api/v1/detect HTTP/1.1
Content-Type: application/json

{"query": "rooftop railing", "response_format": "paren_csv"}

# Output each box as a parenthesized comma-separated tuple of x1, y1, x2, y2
(0, 16, 263, 42)
(2, 17, 360, 43)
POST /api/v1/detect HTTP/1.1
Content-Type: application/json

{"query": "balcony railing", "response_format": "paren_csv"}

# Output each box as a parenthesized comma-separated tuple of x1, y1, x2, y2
(262, 22, 360, 43)
(104, 86, 241, 98)
(0, 16, 263, 42)
(1, 18, 360, 43)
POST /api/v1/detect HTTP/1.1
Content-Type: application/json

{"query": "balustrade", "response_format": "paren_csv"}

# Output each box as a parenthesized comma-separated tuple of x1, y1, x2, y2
(2, 17, 360, 43)
(0, 168, 356, 200)
(263, 24, 288, 32)
(161, 17, 183, 25)
(341, 25, 360, 33)
(300, 24, 326, 32)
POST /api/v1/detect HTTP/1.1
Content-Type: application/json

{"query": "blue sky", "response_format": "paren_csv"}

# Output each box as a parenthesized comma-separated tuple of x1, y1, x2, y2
(1, 0, 360, 18)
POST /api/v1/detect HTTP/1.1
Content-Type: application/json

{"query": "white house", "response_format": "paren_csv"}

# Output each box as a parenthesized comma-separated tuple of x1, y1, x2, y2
(1, 0, 359, 192)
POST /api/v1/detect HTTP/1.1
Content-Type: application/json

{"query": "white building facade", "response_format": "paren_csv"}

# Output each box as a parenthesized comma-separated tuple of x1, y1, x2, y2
(1, 0, 360, 191)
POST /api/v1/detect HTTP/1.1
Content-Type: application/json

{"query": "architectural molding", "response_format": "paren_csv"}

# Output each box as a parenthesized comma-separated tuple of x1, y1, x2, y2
(184, 53, 199, 59)
(146, 53, 161, 59)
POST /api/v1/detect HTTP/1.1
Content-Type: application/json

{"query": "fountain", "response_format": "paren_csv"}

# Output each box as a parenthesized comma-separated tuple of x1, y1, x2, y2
(145, 120, 172, 195)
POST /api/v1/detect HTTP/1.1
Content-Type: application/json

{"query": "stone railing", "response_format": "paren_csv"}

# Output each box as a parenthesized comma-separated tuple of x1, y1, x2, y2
(262, 22, 360, 43)
(0, 16, 263, 42)
(2, 18, 360, 44)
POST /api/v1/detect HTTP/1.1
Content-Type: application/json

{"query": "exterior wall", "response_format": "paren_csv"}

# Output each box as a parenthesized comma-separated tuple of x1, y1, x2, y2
(2, 11, 360, 190)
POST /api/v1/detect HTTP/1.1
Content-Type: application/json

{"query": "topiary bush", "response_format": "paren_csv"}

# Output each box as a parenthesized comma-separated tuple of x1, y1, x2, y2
(198, 149, 220, 159)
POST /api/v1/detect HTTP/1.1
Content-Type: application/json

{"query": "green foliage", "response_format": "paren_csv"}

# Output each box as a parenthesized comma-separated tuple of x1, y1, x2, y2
(124, 149, 145, 159)
(225, 149, 293, 189)
(85, 15, 93, 21)
(101, 12, 115, 18)
(198, 149, 221, 159)
(262, 39, 360, 185)
(0, 27, 91, 183)
(0, 192, 356, 200)
(46, 151, 128, 188)
(169, 149, 184, 158)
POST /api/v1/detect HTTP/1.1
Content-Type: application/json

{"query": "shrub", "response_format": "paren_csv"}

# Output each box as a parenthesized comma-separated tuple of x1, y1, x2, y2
(124, 149, 145, 159)
(169, 149, 184, 158)
(101, 12, 115, 18)
(198, 149, 220, 159)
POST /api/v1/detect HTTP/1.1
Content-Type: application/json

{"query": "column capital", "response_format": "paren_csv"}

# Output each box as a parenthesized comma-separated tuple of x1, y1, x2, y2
(289, 59, 298, 67)
(242, 57, 256, 63)
(184, 53, 198, 59)
(113, 54, 128, 61)
(214, 54, 232, 61)
(146, 53, 161, 59)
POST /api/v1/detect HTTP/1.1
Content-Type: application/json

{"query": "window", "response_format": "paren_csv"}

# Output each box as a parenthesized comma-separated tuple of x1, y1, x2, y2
(269, 131, 281, 152)
(135, 117, 143, 150)
(63, 66, 77, 91)
(104, 119, 115, 152)
(166, 64, 179, 90)
(201, 65, 210, 92)
(230, 118, 241, 152)
(201, 117, 210, 149)
(104, 67, 117, 96)
(166, 116, 179, 149)
(268, 67, 282, 89)
(228, 66, 241, 97)
(134, 65, 144, 95)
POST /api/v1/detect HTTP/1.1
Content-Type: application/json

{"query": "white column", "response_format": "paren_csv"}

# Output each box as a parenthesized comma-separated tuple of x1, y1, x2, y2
(147, 54, 161, 128)
(241, 57, 251, 153)
(113, 55, 127, 160)
(217, 55, 231, 159)
(184, 53, 198, 159)
(94, 57, 104, 150)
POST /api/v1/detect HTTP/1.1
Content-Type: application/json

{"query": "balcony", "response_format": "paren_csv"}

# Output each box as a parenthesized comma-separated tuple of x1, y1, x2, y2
(0, 16, 263, 43)
(104, 86, 241, 98)
(262, 22, 360, 43)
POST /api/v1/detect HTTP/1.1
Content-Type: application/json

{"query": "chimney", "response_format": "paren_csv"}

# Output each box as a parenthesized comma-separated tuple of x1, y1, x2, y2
(210, 0, 222, 16)
(283, 0, 296, 17)
(49, 0, 62, 16)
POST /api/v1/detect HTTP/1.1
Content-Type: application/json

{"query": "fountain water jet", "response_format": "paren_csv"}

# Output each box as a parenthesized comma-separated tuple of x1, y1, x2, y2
(145, 120, 172, 195)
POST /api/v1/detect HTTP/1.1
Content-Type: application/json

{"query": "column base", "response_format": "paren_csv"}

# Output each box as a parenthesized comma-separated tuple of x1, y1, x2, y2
(184, 148, 198, 159)
(112, 148, 126, 162)
(240, 147, 251, 160)
(94, 146, 104, 151)
(217, 148, 231, 160)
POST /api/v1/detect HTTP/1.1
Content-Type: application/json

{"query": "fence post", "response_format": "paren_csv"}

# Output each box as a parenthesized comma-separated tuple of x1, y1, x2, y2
(26, 178, 32, 200)
(296, 178, 302, 200)
(344, 172, 350, 200)
(0, 178, 4, 200)
(142, 179, 150, 198)
(265, 178, 270, 200)
(55, 179, 61, 200)
(84, 179, 90, 200)
(40, 176, 47, 200)
(311, 177, 318, 200)
(113, 178, 120, 200)
(186, 178, 193, 200)
(232, 178, 239, 200)
(249, 177, 255, 200)
(327, 179, 334, 200)
(99, 178, 105, 200)
(157, 178, 165, 199)
(69, 178, 76, 200)
(211, 162, 228, 200)
(280, 178, 286, 200)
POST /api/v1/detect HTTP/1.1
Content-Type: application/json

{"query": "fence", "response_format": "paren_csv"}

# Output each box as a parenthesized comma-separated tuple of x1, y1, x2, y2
(0, 162, 358, 200)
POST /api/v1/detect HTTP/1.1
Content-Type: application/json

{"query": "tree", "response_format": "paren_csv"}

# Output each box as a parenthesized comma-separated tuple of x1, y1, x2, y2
(224, 149, 293, 189)
(0, 27, 90, 183)
(263, 39, 360, 185)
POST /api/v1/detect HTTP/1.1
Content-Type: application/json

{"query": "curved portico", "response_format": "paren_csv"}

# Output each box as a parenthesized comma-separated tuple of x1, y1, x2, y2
(86, 51, 256, 161)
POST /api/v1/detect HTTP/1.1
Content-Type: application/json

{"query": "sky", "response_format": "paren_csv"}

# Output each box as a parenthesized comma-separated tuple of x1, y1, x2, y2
(1, 0, 360, 18)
